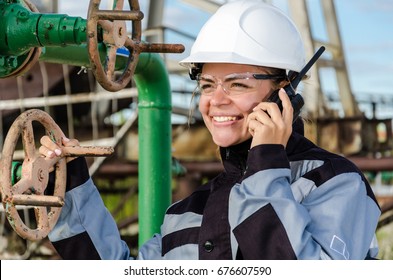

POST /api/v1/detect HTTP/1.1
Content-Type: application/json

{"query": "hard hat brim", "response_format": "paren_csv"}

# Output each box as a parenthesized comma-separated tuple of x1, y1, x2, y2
(180, 51, 304, 75)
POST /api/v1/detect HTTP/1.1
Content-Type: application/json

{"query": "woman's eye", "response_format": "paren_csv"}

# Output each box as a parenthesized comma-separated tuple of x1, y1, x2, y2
(200, 83, 214, 90)
(230, 82, 249, 89)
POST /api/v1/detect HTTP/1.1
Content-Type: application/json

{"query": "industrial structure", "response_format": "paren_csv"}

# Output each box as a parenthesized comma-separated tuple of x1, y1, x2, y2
(0, 0, 392, 259)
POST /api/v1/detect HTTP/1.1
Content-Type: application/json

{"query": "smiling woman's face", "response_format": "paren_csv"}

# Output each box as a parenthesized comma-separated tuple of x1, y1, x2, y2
(198, 63, 275, 147)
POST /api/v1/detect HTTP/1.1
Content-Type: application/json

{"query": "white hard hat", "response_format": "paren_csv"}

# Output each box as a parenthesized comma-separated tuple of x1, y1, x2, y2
(180, 0, 306, 78)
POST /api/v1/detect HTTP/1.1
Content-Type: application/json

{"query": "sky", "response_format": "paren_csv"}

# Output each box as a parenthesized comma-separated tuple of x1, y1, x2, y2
(55, 0, 393, 118)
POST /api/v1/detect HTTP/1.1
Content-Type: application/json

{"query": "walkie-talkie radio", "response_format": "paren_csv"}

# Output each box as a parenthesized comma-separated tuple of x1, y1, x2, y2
(268, 46, 326, 122)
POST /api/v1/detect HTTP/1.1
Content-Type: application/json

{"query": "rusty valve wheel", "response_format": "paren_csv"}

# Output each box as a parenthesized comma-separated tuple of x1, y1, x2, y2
(0, 109, 114, 241)
(87, 0, 185, 92)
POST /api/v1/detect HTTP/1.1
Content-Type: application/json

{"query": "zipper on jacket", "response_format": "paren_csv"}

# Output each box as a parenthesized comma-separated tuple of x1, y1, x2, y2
(225, 147, 247, 176)
(226, 148, 230, 160)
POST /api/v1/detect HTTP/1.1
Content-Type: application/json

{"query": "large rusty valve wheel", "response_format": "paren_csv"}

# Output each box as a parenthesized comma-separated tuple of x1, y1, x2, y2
(0, 110, 66, 241)
(0, 109, 114, 241)
(87, 0, 185, 92)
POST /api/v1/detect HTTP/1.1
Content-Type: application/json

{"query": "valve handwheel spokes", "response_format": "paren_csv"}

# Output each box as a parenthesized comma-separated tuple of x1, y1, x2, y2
(0, 109, 114, 240)
(0, 110, 67, 241)
(87, 0, 185, 92)
(87, 0, 144, 92)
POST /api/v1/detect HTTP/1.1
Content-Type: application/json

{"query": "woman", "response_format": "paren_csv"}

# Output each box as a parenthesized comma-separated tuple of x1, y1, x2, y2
(40, 0, 380, 259)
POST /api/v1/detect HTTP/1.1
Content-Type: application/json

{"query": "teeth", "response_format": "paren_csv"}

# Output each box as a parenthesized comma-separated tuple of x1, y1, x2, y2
(213, 116, 237, 122)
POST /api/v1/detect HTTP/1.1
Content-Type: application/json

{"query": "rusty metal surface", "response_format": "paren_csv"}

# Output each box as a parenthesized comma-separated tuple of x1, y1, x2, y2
(0, 109, 67, 240)
(63, 145, 114, 157)
(87, 0, 184, 92)
(0, 109, 114, 240)
(11, 194, 65, 207)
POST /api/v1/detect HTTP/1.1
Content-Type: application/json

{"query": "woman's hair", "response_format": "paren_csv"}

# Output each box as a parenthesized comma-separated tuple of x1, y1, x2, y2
(259, 66, 290, 90)
(188, 88, 200, 127)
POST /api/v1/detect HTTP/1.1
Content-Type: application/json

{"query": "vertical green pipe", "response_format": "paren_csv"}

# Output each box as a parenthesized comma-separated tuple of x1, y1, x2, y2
(134, 53, 172, 247)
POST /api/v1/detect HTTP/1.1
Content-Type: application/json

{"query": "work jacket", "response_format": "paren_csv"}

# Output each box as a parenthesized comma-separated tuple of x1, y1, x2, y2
(49, 131, 381, 259)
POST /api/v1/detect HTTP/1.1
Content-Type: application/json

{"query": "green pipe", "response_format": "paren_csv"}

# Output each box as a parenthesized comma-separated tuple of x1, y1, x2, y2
(41, 44, 115, 69)
(0, 2, 87, 56)
(46, 49, 173, 246)
(0, 0, 173, 245)
(0, 2, 41, 55)
(11, 161, 22, 185)
(134, 53, 172, 246)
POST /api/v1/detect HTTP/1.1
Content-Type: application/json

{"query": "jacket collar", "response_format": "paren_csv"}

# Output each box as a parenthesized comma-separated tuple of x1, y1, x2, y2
(219, 139, 252, 176)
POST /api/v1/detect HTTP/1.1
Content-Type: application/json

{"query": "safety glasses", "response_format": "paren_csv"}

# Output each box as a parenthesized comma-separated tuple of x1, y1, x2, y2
(196, 72, 286, 96)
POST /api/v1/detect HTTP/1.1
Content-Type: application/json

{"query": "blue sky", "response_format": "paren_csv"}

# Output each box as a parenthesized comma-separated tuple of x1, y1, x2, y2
(59, 0, 393, 118)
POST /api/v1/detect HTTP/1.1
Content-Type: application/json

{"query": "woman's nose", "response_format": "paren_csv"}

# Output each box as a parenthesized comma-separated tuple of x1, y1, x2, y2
(210, 84, 231, 105)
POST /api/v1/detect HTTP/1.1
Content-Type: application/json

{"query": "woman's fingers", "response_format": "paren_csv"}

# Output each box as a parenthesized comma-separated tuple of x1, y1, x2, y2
(39, 135, 80, 158)
(62, 136, 80, 147)
(60, 137, 80, 163)
(40, 135, 62, 157)
(247, 89, 293, 148)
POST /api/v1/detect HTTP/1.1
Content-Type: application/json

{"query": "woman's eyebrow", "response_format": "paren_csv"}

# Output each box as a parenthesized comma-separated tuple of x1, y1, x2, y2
(223, 74, 248, 82)
(199, 75, 215, 82)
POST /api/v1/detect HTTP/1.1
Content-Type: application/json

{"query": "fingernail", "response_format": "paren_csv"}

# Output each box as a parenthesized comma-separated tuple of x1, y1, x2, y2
(55, 149, 62, 156)
(47, 151, 54, 157)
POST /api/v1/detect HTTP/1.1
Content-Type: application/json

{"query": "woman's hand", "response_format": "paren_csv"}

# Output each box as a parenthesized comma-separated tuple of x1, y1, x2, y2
(247, 89, 293, 149)
(39, 135, 80, 163)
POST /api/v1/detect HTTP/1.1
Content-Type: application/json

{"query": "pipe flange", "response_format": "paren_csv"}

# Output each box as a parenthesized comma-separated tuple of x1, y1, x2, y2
(0, 0, 42, 78)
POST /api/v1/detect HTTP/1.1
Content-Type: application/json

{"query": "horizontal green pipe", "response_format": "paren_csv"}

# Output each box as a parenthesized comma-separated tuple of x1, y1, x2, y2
(0, 2, 41, 55)
(40, 45, 127, 70)
(0, 2, 87, 56)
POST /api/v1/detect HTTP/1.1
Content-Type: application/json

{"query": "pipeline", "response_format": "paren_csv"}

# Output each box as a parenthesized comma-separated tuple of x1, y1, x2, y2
(0, 0, 176, 245)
